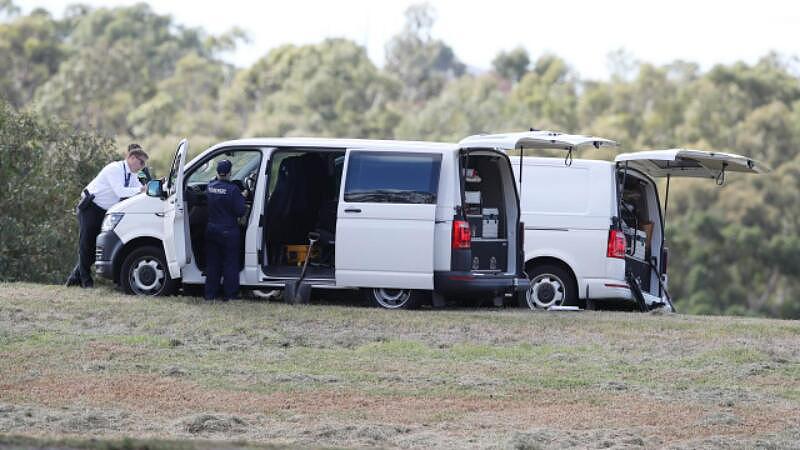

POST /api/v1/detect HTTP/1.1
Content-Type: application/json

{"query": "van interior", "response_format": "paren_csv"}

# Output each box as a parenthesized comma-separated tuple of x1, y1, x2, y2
(462, 154, 512, 273)
(184, 149, 263, 271)
(618, 170, 663, 297)
(261, 149, 345, 279)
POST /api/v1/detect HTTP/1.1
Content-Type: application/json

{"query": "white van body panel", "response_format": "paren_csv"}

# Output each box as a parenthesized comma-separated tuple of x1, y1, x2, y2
(107, 195, 167, 243)
(336, 197, 438, 289)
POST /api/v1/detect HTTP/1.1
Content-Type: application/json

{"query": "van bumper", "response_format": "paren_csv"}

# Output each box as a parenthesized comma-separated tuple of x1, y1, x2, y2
(584, 279, 673, 310)
(95, 230, 123, 281)
(584, 278, 632, 299)
(434, 271, 530, 298)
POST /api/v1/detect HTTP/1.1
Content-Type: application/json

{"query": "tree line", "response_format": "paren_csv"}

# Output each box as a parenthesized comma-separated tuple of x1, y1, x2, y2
(1, 2, 799, 318)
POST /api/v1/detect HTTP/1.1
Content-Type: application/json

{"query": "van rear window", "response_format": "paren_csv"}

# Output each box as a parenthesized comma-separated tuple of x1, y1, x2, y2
(344, 151, 441, 204)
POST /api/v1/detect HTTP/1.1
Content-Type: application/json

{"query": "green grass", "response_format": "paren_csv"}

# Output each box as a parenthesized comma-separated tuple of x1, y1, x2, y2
(0, 435, 292, 450)
(1, 282, 800, 447)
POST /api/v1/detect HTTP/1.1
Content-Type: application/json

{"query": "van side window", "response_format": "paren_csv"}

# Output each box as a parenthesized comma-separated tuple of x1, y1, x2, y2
(344, 152, 441, 204)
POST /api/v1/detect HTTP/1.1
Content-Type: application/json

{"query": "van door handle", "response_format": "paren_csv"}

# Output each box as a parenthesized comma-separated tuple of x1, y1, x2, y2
(344, 208, 362, 213)
(155, 212, 165, 217)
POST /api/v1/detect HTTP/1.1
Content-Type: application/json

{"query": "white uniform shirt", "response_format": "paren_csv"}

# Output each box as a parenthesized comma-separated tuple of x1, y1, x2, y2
(84, 160, 143, 210)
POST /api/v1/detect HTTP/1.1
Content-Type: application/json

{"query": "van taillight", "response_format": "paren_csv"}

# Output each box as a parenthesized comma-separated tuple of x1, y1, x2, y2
(607, 229, 626, 259)
(452, 220, 471, 249)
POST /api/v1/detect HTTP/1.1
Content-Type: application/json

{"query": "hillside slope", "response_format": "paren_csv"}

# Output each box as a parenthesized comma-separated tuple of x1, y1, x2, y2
(1, 283, 799, 449)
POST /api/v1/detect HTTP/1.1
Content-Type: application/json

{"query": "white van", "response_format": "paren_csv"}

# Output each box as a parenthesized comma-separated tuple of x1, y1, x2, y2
(474, 137, 767, 311)
(95, 137, 544, 308)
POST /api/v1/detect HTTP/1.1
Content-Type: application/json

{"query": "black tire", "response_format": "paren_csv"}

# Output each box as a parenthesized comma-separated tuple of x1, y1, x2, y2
(521, 263, 577, 310)
(120, 245, 178, 296)
(363, 288, 425, 310)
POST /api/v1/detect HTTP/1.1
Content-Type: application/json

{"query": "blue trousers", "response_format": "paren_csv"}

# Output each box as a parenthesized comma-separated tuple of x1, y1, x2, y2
(204, 224, 240, 300)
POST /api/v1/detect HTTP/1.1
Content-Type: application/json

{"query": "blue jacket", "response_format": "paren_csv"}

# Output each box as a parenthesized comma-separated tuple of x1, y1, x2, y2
(207, 179, 246, 228)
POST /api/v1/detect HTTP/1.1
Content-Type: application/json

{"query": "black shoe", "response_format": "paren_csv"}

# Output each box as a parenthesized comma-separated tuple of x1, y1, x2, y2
(64, 277, 80, 287)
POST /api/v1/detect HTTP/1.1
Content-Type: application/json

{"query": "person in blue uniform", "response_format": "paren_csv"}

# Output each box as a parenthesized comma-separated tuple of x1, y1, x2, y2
(204, 159, 246, 301)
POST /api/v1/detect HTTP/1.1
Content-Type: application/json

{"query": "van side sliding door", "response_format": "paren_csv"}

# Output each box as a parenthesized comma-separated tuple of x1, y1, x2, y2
(335, 150, 441, 290)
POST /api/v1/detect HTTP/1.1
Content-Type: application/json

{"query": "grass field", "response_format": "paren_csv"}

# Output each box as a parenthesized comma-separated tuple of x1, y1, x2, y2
(1, 283, 799, 449)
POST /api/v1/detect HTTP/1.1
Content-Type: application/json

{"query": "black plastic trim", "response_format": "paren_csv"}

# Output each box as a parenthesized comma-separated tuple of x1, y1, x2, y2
(434, 271, 529, 299)
(95, 230, 122, 280)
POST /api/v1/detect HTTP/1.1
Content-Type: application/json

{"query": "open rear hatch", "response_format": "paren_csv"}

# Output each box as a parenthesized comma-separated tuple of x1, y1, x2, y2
(459, 130, 617, 151)
(614, 149, 769, 311)
(455, 131, 618, 280)
(615, 149, 767, 181)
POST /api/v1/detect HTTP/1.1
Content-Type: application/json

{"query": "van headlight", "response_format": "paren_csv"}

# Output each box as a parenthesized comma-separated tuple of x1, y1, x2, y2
(101, 213, 124, 232)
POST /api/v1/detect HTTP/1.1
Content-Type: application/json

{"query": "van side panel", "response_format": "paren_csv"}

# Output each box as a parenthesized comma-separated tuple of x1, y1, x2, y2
(515, 158, 617, 296)
(335, 149, 440, 290)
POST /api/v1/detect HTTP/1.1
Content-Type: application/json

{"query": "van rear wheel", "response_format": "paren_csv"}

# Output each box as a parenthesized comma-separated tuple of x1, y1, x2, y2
(364, 288, 422, 309)
(120, 245, 177, 296)
(522, 264, 577, 309)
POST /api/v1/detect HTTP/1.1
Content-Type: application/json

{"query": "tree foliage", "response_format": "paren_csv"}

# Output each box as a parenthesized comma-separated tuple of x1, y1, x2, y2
(492, 47, 530, 83)
(384, 3, 465, 103)
(0, 101, 115, 283)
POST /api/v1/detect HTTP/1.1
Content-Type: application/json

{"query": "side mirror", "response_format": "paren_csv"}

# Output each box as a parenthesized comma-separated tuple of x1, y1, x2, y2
(146, 179, 164, 198)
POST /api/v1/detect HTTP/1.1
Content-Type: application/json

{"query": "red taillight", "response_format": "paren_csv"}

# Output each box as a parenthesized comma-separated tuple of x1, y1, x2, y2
(607, 229, 626, 259)
(452, 220, 471, 249)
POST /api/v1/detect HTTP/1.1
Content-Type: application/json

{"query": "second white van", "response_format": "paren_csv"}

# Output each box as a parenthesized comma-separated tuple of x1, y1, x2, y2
(491, 143, 767, 311)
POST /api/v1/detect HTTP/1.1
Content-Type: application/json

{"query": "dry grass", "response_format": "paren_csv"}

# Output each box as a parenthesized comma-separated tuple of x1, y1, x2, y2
(1, 282, 800, 449)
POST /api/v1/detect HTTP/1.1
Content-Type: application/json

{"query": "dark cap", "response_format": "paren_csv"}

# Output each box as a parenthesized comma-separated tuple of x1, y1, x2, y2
(217, 159, 232, 174)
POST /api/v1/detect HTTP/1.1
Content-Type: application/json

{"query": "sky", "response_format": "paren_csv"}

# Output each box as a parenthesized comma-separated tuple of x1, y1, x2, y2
(20, 0, 800, 80)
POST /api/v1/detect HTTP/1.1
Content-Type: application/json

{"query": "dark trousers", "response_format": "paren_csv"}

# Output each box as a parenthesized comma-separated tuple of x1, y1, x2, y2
(204, 224, 240, 300)
(67, 203, 106, 286)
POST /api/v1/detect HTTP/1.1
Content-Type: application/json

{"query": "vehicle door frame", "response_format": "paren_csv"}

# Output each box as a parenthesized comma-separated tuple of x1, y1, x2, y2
(163, 139, 190, 279)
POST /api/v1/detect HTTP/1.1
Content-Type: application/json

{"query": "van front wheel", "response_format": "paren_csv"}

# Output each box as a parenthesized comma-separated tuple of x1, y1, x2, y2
(522, 264, 577, 309)
(120, 245, 177, 296)
(364, 288, 422, 309)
